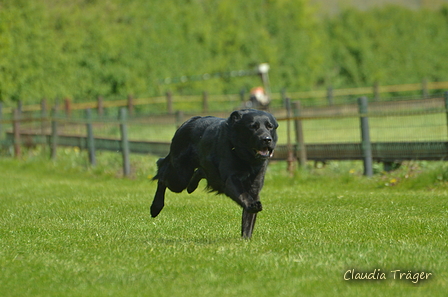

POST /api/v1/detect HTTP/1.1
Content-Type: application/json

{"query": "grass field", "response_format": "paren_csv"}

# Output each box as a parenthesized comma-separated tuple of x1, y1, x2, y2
(1, 150, 448, 296)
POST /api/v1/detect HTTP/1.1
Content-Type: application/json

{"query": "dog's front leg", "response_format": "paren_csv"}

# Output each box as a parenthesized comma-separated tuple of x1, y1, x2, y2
(225, 175, 262, 213)
(225, 175, 262, 239)
(241, 209, 257, 239)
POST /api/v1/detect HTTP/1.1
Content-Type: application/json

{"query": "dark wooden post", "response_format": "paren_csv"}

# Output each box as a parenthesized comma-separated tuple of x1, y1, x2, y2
(175, 110, 184, 128)
(13, 109, 21, 158)
(373, 81, 380, 101)
(41, 98, 47, 117)
(202, 91, 209, 113)
(51, 107, 58, 160)
(293, 101, 307, 168)
(86, 108, 96, 166)
(41, 98, 47, 137)
(127, 94, 134, 116)
(64, 98, 71, 118)
(166, 91, 173, 114)
(327, 86, 334, 106)
(53, 98, 60, 112)
(358, 97, 373, 177)
(281, 88, 287, 108)
(239, 88, 246, 103)
(119, 108, 130, 177)
(285, 98, 296, 175)
(17, 100, 22, 113)
(97, 96, 104, 117)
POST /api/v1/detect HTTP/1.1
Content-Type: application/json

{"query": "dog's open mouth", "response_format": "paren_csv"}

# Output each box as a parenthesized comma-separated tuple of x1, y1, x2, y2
(255, 148, 274, 158)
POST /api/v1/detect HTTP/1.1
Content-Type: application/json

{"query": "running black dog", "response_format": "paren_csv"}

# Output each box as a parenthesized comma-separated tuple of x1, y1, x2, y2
(150, 109, 278, 238)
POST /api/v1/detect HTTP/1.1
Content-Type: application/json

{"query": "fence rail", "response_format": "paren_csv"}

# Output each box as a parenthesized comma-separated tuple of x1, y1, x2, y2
(1, 80, 448, 116)
(273, 142, 448, 161)
(1, 91, 448, 176)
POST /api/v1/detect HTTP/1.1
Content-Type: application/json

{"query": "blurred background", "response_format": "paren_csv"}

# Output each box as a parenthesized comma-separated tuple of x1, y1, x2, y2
(1, 0, 448, 104)
(2, 0, 448, 175)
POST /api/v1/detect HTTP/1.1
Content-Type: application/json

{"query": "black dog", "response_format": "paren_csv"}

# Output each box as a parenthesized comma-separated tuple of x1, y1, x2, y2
(150, 109, 278, 238)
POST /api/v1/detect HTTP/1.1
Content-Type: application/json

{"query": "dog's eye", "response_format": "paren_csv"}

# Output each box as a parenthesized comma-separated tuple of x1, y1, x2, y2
(250, 123, 260, 130)
(266, 122, 274, 129)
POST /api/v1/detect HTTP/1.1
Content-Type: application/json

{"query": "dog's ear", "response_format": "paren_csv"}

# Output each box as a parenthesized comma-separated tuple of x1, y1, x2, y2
(228, 110, 244, 126)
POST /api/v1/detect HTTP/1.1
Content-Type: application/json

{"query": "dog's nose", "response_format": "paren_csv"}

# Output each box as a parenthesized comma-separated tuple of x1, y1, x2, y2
(262, 136, 272, 145)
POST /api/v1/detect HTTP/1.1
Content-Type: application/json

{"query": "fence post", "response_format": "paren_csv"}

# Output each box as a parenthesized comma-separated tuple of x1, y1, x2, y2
(41, 98, 48, 137)
(51, 107, 58, 160)
(127, 94, 134, 116)
(327, 86, 334, 106)
(358, 96, 373, 177)
(97, 96, 104, 117)
(13, 109, 21, 158)
(373, 81, 380, 101)
(54, 97, 60, 112)
(86, 108, 96, 166)
(285, 98, 296, 175)
(175, 110, 184, 128)
(41, 98, 48, 116)
(17, 100, 22, 114)
(166, 91, 173, 114)
(281, 88, 287, 107)
(293, 101, 307, 168)
(119, 108, 131, 177)
(202, 91, 209, 113)
(239, 88, 246, 103)
(64, 98, 71, 118)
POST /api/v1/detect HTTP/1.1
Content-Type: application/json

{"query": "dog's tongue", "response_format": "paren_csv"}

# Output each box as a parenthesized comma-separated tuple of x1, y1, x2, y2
(257, 149, 271, 158)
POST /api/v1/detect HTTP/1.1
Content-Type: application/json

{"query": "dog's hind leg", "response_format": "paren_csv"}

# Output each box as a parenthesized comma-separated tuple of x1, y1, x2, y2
(187, 169, 205, 194)
(241, 209, 257, 239)
(151, 181, 167, 218)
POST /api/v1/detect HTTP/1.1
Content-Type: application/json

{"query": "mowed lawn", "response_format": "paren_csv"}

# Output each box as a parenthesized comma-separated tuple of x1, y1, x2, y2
(0, 156, 447, 297)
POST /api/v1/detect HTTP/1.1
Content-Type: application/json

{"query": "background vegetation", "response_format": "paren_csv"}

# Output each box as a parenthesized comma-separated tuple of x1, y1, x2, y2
(1, 0, 448, 105)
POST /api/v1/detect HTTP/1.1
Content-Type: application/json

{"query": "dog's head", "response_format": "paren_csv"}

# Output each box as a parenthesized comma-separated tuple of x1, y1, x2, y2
(227, 109, 278, 161)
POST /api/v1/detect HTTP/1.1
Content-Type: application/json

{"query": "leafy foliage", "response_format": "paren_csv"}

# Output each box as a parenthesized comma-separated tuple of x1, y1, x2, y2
(326, 6, 448, 87)
(1, 1, 448, 105)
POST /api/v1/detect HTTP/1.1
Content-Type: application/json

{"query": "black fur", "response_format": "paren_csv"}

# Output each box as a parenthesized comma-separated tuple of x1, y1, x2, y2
(151, 109, 278, 238)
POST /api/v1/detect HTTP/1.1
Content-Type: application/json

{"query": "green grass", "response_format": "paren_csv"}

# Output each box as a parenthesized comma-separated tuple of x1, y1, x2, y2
(1, 151, 448, 296)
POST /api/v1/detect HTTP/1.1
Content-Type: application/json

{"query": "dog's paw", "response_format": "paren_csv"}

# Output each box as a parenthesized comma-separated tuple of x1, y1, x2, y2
(246, 201, 263, 213)
(187, 182, 198, 194)
(150, 201, 164, 218)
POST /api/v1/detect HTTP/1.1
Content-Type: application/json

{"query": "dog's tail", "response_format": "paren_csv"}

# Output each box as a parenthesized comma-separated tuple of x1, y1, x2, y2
(152, 157, 169, 181)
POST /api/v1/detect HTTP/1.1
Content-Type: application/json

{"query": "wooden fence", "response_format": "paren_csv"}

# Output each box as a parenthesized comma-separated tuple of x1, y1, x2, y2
(1, 91, 448, 177)
(1, 79, 448, 116)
